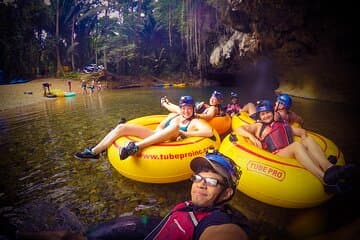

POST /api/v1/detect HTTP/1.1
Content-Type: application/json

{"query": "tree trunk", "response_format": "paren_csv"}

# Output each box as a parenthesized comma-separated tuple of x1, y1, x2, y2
(181, 0, 185, 50)
(168, 3, 172, 47)
(95, 46, 98, 65)
(186, 0, 192, 75)
(103, 48, 107, 70)
(71, 0, 77, 72)
(56, 0, 64, 77)
(71, 13, 75, 71)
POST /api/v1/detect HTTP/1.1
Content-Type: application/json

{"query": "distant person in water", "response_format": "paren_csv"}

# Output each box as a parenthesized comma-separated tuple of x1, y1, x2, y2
(226, 92, 242, 117)
(88, 80, 95, 95)
(81, 80, 87, 94)
(67, 79, 72, 92)
(42, 82, 51, 96)
(96, 80, 102, 92)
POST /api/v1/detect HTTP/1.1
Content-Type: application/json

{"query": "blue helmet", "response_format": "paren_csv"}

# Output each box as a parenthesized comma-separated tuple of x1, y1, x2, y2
(190, 149, 241, 190)
(256, 100, 274, 115)
(211, 90, 223, 101)
(277, 94, 292, 109)
(179, 95, 194, 107)
(230, 92, 239, 99)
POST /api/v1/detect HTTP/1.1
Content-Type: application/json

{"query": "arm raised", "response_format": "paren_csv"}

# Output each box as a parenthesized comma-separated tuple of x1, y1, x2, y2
(161, 97, 181, 113)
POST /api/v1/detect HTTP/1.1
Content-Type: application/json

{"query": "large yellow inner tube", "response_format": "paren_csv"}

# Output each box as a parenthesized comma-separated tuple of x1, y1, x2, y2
(220, 131, 345, 208)
(107, 115, 221, 183)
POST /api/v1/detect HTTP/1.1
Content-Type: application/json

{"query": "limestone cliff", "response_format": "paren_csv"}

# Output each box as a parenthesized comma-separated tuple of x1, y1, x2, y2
(207, 0, 358, 102)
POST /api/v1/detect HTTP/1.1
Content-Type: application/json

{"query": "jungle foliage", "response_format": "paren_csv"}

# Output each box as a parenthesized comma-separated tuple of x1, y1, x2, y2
(0, 0, 222, 82)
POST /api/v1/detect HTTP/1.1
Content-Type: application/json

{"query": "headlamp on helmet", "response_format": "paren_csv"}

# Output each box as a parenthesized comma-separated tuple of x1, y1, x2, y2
(230, 92, 238, 99)
(211, 91, 223, 101)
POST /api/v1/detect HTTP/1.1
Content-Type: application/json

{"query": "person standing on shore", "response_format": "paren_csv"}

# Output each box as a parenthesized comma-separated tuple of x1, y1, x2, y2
(96, 80, 102, 92)
(81, 80, 87, 94)
(88, 80, 95, 95)
(67, 79, 72, 92)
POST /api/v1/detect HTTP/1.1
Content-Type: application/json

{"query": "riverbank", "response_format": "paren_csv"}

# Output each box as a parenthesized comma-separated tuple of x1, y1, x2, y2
(0, 75, 351, 112)
(0, 74, 188, 111)
(0, 78, 86, 112)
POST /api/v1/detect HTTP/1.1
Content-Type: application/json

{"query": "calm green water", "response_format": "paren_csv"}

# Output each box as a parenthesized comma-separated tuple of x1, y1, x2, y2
(0, 86, 358, 239)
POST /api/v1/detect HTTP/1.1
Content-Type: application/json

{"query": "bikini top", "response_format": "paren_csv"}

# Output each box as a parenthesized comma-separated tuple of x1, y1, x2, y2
(164, 114, 193, 132)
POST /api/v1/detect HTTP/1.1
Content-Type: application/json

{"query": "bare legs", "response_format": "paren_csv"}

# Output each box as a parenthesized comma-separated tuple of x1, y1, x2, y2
(276, 137, 333, 182)
(301, 137, 332, 171)
(92, 124, 153, 154)
(91, 123, 180, 154)
(136, 124, 179, 148)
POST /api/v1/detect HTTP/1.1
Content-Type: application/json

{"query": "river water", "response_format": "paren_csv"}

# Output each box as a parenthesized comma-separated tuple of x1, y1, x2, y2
(0, 86, 358, 239)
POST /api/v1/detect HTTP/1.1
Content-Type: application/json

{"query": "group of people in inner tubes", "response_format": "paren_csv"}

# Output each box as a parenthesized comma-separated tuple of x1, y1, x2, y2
(75, 91, 355, 194)
(70, 91, 357, 239)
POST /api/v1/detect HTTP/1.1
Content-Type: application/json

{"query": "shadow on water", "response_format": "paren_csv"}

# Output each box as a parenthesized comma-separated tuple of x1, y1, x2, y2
(0, 87, 359, 239)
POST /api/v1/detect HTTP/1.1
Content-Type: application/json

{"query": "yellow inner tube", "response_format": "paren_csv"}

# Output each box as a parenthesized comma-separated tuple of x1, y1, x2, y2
(220, 131, 345, 208)
(107, 115, 221, 183)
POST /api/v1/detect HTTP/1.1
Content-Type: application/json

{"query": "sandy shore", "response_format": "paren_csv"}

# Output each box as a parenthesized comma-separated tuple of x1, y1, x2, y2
(0, 78, 85, 112)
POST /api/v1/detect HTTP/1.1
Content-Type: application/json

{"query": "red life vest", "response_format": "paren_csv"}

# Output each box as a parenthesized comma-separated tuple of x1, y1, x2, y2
(259, 121, 293, 153)
(151, 201, 211, 240)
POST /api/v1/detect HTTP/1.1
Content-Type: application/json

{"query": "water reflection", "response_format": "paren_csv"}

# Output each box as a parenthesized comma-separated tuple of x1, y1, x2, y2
(0, 87, 358, 238)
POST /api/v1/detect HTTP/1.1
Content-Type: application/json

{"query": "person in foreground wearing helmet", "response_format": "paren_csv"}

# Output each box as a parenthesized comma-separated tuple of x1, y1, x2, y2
(226, 92, 242, 117)
(233, 100, 354, 193)
(74, 96, 213, 160)
(161, 90, 224, 121)
(143, 149, 250, 240)
(22, 151, 250, 239)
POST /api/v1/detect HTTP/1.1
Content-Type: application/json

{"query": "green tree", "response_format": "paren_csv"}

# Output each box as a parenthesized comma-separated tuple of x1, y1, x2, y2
(0, 0, 53, 80)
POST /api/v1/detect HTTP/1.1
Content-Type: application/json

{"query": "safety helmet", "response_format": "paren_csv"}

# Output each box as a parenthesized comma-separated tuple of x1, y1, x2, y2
(256, 100, 273, 114)
(277, 93, 292, 109)
(230, 92, 239, 99)
(190, 149, 241, 190)
(211, 91, 223, 101)
(179, 95, 194, 107)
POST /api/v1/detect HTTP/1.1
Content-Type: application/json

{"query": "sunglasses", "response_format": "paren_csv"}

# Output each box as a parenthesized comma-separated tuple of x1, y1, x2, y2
(190, 174, 224, 187)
